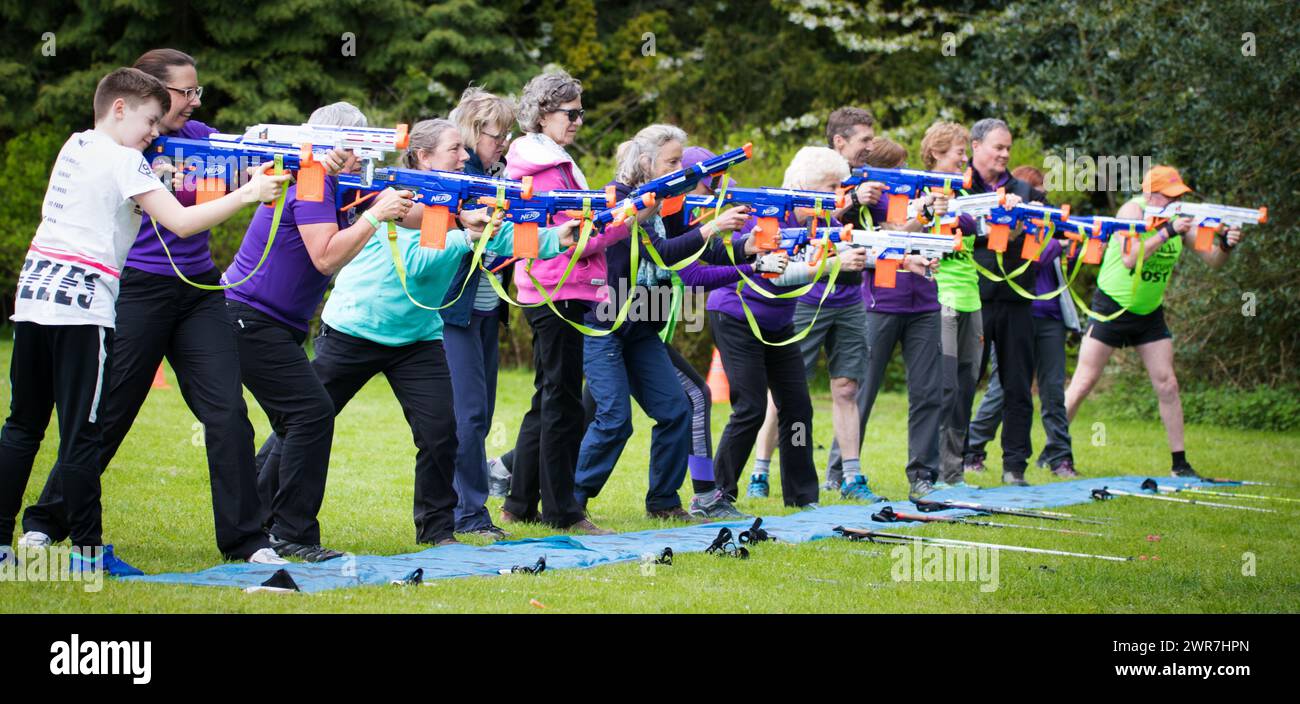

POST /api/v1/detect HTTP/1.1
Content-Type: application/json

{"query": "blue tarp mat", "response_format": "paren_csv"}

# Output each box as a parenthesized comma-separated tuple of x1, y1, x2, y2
(121, 475, 1207, 592)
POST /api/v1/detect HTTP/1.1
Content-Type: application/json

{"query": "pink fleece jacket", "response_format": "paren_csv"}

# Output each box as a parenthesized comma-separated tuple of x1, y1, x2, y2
(505, 134, 628, 304)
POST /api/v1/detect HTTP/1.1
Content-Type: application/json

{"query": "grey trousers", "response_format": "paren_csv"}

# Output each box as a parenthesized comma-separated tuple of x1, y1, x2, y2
(967, 316, 1074, 468)
(828, 310, 943, 484)
(939, 306, 983, 484)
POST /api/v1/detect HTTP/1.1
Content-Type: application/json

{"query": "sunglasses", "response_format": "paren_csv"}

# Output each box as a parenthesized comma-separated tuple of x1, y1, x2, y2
(551, 108, 585, 123)
(166, 85, 204, 102)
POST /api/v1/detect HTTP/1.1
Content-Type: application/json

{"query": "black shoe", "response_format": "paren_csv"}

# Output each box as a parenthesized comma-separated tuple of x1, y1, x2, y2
(269, 535, 345, 562)
(1171, 464, 1201, 479)
(1001, 471, 1030, 487)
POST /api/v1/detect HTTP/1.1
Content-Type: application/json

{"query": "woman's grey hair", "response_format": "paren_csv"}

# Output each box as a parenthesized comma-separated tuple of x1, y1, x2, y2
(970, 118, 1010, 144)
(782, 146, 849, 190)
(307, 101, 368, 128)
(399, 118, 459, 169)
(450, 87, 517, 147)
(516, 69, 583, 134)
(615, 124, 687, 187)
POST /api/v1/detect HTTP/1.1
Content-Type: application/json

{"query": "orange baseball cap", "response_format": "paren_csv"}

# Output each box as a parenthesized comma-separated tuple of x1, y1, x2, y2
(1142, 166, 1192, 198)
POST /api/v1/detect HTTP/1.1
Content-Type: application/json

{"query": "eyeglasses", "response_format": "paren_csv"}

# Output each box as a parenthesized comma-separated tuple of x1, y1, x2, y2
(551, 108, 585, 123)
(482, 130, 512, 143)
(166, 85, 204, 102)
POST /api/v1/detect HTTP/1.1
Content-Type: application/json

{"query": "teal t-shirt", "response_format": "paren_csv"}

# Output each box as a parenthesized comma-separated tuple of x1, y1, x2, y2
(322, 220, 564, 345)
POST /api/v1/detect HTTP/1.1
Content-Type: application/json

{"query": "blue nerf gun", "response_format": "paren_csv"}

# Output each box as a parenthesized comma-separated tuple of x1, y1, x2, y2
(1143, 201, 1267, 252)
(1058, 216, 1154, 264)
(775, 224, 957, 288)
(604, 143, 753, 225)
(684, 187, 845, 252)
(338, 166, 533, 250)
(149, 122, 408, 203)
(590, 192, 661, 229)
(149, 133, 343, 204)
(464, 187, 617, 259)
(983, 200, 1071, 256)
(842, 166, 973, 224)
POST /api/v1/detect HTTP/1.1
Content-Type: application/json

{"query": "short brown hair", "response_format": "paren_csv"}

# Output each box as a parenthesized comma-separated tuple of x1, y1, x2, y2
(132, 48, 196, 83)
(826, 107, 875, 148)
(919, 121, 969, 170)
(1012, 165, 1045, 190)
(864, 137, 907, 169)
(93, 67, 170, 121)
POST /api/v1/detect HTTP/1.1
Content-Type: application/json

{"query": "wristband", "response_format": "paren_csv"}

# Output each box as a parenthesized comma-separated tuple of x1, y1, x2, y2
(363, 211, 382, 230)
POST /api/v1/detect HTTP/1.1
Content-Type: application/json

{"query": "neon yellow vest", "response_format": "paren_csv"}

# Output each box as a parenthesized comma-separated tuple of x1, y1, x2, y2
(1096, 195, 1182, 315)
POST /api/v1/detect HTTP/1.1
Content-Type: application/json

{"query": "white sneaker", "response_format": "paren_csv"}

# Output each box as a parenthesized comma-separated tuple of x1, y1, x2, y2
(248, 547, 289, 565)
(18, 531, 51, 548)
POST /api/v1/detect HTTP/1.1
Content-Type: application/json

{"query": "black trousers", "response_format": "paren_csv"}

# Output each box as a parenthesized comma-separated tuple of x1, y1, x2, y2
(225, 299, 335, 546)
(503, 301, 588, 528)
(976, 300, 1036, 474)
(22, 268, 267, 559)
(256, 325, 459, 544)
(709, 311, 819, 507)
(0, 323, 111, 547)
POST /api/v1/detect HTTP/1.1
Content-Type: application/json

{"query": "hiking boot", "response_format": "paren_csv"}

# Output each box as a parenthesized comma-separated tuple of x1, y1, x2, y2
(688, 490, 751, 520)
(1171, 464, 1201, 480)
(823, 466, 843, 492)
(648, 506, 704, 523)
(840, 475, 888, 503)
(908, 479, 935, 502)
(269, 535, 345, 562)
(460, 525, 511, 540)
(566, 518, 614, 536)
(746, 473, 770, 499)
(963, 455, 987, 473)
(1051, 459, 1080, 479)
(1001, 471, 1030, 487)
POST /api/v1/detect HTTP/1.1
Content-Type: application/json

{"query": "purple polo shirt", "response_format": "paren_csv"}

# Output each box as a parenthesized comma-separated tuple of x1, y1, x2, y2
(859, 198, 939, 315)
(126, 120, 221, 277)
(223, 176, 350, 331)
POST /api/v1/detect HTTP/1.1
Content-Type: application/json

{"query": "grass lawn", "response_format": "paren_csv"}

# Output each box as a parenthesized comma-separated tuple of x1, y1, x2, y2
(1, 339, 1297, 613)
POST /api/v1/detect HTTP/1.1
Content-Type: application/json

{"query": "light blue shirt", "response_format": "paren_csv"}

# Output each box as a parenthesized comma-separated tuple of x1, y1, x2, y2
(322, 220, 565, 346)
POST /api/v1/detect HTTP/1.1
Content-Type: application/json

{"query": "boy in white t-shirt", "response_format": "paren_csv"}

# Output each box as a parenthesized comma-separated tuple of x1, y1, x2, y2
(0, 67, 288, 575)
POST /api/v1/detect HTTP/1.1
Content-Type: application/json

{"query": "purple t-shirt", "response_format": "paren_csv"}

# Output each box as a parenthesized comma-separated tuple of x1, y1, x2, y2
(223, 176, 350, 331)
(126, 120, 221, 277)
(1032, 238, 1064, 320)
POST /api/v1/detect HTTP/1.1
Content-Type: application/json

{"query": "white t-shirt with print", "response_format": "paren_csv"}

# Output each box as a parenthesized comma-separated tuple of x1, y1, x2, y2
(11, 129, 164, 328)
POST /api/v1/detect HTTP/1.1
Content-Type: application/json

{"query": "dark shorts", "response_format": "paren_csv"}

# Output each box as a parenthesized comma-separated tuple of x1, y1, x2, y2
(1086, 290, 1172, 349)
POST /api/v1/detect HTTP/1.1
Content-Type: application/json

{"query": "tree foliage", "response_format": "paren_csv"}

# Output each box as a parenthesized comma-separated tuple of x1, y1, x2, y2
(0, 0, 1295, 385)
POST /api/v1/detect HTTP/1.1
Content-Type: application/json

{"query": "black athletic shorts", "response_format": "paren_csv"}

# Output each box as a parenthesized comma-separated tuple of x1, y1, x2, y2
(1085, 289, 1172, 349)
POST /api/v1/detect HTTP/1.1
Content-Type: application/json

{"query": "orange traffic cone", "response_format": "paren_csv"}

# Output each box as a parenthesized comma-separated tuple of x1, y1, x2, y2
(707, 347, 730, 404)
(151, 364, 170, 390)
